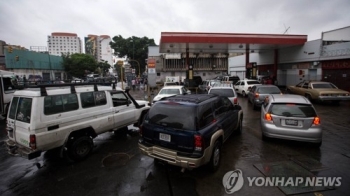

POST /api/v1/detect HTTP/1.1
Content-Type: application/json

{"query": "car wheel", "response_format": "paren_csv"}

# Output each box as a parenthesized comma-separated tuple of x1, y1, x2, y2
(235, 117, 243, 134)
(208, 140, 221, 172)
(252, 103, 258, 110)
(305, 94, 312, 102)
(262, 133, 269, 141)
(114, 126, 129, 137)
(242, 91, 246, 97)
(67, 136, 93, 161)
(314, 141, 322, 148)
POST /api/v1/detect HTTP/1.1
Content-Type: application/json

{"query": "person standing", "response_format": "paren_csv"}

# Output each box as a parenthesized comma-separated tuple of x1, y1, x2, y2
(132, 78, 136, 91)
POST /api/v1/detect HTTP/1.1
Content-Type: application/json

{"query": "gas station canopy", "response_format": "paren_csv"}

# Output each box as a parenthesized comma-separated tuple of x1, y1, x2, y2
(159, 32, 308, 54)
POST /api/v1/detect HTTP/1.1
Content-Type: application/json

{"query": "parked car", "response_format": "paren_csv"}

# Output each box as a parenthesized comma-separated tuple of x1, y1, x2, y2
(286, 80, 350, 104)
(234, 79, 261, 97)
(208, 83, 238, 105)
(247, 85, 282, 110)
(222, 76, 240, 85)
(184, 76, 203, 88)
(152, 86, 191, 103)
(139, 94, 243, 172)
(198, 80, 221, 92)
(260, 94, 322, 147)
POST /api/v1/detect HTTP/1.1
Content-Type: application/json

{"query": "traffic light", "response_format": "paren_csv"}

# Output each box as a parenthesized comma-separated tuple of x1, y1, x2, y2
(8, 46, 13, 53)
(15, 56, 19, 61)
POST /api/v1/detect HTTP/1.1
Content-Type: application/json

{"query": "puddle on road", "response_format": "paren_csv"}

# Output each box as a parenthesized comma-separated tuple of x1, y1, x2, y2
(254, 161, 334, 195)
(102, 153, 131, 168)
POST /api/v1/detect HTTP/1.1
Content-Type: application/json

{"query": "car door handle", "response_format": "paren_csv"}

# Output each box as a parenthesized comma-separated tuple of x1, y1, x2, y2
(115, 111, 119, 113)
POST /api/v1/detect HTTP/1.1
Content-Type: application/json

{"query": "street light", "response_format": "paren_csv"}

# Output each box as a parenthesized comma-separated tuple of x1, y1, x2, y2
(130, 38, 135, 59)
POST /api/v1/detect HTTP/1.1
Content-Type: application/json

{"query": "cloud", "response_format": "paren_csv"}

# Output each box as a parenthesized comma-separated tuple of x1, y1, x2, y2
(1, 0, 349, 49)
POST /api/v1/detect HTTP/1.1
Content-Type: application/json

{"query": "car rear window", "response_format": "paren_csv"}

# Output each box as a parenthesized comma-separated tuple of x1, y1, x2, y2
(159, 89, 180, 95)
(8, 97, 32, 123)
(209, 89, 235, 97)
(312, 83, 337, 89)
(258, 87, 281, 94)
(247, 81, 260, 85)
(269, 103, 316, 117)
(148, 103, 196, 130)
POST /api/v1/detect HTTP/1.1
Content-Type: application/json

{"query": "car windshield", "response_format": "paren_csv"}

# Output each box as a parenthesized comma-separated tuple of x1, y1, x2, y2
(159, 89, 180, 95)
(312, 83, 337, 89)
(247, 81, 260, 85)
(148, 103, 196, 130)
(209, 89, 235, 97)
(258, 87, 281, 94)
(269, 103, 316, 117)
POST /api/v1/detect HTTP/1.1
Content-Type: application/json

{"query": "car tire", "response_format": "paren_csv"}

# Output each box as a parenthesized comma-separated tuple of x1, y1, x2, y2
(253, 103, 258, 110)
(235, 117, 243, 135)
(114, 126, 129, 137)
(305, 94, 312, 102)
(67, 136, 93, 161)
(262, 133, 269, 141)
(208, 140, 221, 172)
(314, 141, 322, 148)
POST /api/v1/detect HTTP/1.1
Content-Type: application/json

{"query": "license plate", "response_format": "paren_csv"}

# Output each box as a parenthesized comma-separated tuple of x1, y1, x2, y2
(285, 119, 298, 126)
(159, 133, 171, 142)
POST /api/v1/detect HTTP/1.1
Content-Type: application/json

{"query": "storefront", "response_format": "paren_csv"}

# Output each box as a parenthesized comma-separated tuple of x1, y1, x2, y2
(321, 59, 350, 92)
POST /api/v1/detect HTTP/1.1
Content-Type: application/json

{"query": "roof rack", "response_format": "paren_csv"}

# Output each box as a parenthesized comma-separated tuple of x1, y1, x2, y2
(26, 82, 117, 96)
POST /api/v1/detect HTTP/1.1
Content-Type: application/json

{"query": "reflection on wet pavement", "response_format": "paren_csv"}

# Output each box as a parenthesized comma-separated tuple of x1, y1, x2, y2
(254, 161, 334, 195)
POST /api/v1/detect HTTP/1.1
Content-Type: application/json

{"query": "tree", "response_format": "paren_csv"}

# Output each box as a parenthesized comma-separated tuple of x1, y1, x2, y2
(110, 35, 157, 77)
(62, 53, 98, 78)
(97, 60, 112, 76)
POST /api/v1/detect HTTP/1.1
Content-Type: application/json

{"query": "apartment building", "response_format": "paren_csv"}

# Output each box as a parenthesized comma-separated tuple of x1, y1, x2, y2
(47, 32, 82, 56)
(84, 35, 113, 66)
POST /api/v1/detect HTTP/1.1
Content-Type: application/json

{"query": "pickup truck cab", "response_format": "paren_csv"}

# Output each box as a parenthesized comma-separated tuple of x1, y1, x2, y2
(5, 83, 150, 161)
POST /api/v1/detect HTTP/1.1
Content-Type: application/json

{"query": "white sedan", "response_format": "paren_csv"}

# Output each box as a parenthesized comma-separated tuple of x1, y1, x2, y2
(153, 86, 191, 103)
(234, 79, 261, 97)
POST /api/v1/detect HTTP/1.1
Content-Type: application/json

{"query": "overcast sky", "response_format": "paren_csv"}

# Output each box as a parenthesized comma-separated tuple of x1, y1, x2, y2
(1, 0, 349, 49)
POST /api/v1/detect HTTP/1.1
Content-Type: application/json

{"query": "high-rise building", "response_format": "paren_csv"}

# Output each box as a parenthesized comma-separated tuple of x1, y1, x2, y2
(85, 35, 113, 66)
(47, 32, 82, 56)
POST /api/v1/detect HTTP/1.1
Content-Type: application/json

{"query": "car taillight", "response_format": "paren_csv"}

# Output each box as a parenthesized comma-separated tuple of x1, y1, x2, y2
(233, 97, 238, 104)
(313, 117, 320, 125)
(265, 113, 272, 121)
(29, 134, 36, 150)
(255, 93, 259, 98)
(194, 135, 203, 151)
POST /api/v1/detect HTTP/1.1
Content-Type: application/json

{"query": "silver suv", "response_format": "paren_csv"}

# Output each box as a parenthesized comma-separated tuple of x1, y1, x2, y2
(208, 83, 238, 105)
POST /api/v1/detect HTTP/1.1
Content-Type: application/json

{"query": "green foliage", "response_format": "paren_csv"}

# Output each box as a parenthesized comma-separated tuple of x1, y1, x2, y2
(110, 35, 157, 76)
(97, 61, 112, 76)
(61, 53, 98, 78)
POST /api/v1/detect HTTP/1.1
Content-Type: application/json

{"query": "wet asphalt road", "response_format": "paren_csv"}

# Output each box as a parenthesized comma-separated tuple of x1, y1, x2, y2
(0, 91, 350, 196)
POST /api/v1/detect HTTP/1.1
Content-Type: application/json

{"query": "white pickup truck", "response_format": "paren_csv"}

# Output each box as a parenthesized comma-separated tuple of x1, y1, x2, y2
(5, 83, 150, 161)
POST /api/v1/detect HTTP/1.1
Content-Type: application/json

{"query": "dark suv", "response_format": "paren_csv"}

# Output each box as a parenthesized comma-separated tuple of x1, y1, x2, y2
(138, 94, 243, 171)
